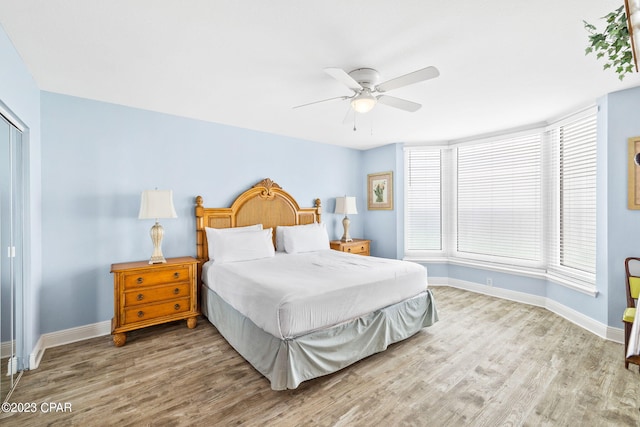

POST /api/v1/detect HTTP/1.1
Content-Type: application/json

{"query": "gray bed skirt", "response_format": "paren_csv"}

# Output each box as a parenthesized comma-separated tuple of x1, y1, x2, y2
(201, 284, 439, 390)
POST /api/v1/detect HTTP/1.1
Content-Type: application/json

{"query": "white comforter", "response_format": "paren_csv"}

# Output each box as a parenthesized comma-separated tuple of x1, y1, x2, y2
(202, 250, 428, 339)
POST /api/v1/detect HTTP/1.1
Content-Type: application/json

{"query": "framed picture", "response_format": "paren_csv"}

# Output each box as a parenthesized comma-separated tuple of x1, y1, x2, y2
(367, 171, 393, 210)
(628, 136, 640, 209)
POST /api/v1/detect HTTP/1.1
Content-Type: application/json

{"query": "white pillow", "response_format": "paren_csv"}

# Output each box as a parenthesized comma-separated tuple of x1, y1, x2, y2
(275, 225, 288, 252)
(279, 223, 329, 254)
(205, 224, 262, 262)
(208, 228, 275, 263)
(276, 223, 324, 252)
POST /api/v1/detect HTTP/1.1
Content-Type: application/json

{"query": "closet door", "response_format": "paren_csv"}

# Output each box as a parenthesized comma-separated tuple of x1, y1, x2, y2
(0, 115, 24, 402)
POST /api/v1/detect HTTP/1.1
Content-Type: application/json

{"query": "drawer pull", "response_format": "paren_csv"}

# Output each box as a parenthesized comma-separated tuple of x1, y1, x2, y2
(347, 248, 352, 252)
(173, 272, 180, 279)
(173, 288, 180, 295)
(136, 277, 144, 284)
(360, 246, 365, 250)
(136, 293, 144, 301)
(174, 303, 181, 310)
(137, 311, 144, 318)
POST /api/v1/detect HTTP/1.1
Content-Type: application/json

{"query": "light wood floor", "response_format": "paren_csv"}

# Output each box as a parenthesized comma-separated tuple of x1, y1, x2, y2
(2, 286, 639, 426)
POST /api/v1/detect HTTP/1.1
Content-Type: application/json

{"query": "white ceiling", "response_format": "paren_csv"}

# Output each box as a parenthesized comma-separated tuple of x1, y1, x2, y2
(1, 0, 639, 150)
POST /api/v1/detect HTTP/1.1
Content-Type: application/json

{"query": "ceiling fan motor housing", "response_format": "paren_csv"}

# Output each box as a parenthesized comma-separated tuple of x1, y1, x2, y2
(348, 68, 380, 90)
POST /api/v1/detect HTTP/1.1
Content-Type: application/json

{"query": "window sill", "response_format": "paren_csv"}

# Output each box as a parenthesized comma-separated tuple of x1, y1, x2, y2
(403, 256, 598, 297)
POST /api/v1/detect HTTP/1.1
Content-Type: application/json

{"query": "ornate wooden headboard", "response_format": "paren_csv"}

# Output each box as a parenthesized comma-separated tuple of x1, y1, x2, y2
(195, 178, 322, 266)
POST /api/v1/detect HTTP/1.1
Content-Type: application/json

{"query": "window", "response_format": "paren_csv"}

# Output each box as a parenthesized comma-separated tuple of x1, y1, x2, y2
(456, 133, 542, 265)
(405, 148, 442, 253)
(546, 112, 597, 282)
(404, 108, 597, 291)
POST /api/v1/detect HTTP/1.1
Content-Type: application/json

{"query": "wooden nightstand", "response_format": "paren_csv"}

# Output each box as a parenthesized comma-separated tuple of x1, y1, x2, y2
(110, 256, 199, 347)
(330, 239, 371, 256)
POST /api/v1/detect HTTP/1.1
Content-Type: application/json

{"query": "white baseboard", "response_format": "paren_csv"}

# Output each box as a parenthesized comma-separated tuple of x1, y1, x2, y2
(6, 356, 17, 376)
(29, 335, 45, 371)
(29, 320, 111, 370)
(429, 277, 624, 344)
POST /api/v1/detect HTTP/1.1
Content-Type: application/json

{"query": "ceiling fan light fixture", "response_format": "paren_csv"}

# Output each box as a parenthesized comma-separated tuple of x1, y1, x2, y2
(351, 90, 377, 113)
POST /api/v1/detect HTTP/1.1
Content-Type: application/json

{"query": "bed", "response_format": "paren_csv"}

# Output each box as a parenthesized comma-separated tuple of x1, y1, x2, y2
(195, 178, 438, 390)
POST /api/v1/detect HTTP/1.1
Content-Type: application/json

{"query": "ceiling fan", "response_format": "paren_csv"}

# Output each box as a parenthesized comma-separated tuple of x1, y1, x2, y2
(294, 66, 439, 114)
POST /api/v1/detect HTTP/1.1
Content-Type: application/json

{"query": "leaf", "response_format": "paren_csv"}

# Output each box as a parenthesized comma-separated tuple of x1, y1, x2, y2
(583, 5, 633, 80)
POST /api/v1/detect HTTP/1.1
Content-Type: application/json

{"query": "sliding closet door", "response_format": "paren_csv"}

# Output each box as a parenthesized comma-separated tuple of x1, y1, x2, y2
(0, 115, 24, 402)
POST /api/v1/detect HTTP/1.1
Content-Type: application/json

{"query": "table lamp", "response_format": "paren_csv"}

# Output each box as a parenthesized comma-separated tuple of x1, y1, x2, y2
(335, 196, 357, 242)
(138, 189, 177, 264)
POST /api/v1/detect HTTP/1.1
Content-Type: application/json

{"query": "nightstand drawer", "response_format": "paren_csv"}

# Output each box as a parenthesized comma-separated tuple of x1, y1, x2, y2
(123, 297, 191, 324)
(330, 239, 371, 256)
(123, 266, 191, 289)
(345, 243, 368, 255)
(124, 283, 191, 307)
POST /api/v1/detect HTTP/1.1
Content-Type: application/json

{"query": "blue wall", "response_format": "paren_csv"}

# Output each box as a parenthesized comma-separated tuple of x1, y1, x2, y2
(39, 92, 364, 333)
(362, 143, 401, 259)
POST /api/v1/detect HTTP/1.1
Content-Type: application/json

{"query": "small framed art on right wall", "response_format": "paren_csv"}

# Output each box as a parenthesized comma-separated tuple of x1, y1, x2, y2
(367, 171, 393, 210)
(628, 136, 640, 209)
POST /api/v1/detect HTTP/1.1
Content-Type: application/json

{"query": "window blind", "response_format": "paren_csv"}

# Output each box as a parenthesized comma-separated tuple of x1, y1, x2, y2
(554, 114, 597, 276)
(456, 133, 542, 263)
(405, 148, 442, 252)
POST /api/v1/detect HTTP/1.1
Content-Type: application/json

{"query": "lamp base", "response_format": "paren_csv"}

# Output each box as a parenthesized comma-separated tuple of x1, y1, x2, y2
(341, 215, 353, 242)
(148, 255, 167, 264)
(149, 221, 167, 264)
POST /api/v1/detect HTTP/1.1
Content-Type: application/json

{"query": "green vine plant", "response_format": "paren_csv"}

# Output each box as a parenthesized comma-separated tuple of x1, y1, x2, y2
(584, 5, 634, 80)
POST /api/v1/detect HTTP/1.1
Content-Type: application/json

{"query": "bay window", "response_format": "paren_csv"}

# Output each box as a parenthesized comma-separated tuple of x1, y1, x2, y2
(404, 108, 597, 291)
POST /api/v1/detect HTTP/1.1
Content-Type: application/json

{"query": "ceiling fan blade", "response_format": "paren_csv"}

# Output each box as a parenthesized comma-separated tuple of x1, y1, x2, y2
(377, 95, 421, 112)
(376, 66, 439, 93)
(324, 68, 363, 91)
(293, 96, 349, 109)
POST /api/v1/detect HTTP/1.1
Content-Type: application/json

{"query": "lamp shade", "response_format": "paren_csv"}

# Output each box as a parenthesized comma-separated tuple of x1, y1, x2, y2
(138, 190, 178, 220)
(335, 196, 358, 215)
(350, 90, 377, 113)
